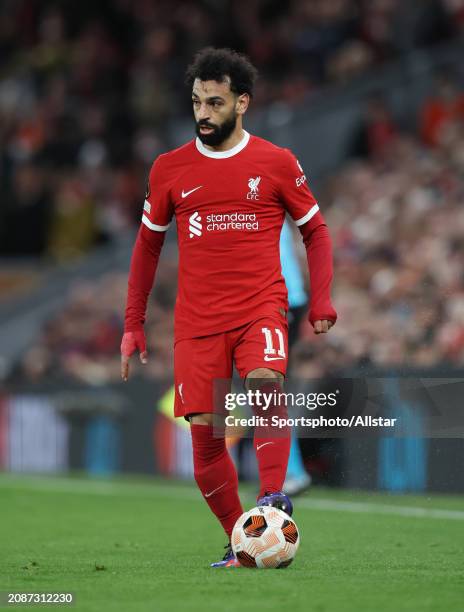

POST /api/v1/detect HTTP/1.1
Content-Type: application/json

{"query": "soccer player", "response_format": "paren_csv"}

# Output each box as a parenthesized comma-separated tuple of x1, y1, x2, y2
(120, 48, 337, 567)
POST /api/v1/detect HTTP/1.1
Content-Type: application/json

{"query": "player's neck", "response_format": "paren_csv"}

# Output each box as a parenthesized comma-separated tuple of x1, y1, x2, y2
(203, 126, 246, 153)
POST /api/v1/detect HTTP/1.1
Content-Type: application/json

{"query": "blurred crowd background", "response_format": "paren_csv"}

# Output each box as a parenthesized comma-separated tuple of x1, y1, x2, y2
(1, 0, 464, 385)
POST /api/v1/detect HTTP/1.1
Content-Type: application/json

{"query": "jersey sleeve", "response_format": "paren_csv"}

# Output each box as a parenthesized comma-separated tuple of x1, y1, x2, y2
(141, 155, 174, 232)
(278, 149, 323, 231)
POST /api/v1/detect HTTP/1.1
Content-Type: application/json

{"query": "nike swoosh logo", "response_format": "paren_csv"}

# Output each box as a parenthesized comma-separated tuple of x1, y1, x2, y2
(264, 355, 285, 361)
(204, 481, 228, 498)
(256, 442, 274, 451)
(181, 186, 203, 198)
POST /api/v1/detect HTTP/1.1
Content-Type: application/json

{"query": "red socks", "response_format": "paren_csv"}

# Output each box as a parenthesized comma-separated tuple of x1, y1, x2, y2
(190, 424, 243, 537)
(254, 434, 291, 498)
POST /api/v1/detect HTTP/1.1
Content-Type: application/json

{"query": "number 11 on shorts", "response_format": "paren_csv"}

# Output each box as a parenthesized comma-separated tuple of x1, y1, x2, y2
(261, 327, 286, 358)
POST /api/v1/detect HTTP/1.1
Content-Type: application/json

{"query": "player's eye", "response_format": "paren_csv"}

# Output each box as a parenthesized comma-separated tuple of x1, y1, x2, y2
(192, 99, 200, 107)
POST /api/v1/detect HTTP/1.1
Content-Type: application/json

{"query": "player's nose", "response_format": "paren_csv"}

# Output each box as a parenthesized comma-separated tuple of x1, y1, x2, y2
(196, 104, 210, 120)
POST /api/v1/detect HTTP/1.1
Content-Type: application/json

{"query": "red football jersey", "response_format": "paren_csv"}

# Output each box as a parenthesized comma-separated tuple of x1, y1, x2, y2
(142, 131, 323, 341)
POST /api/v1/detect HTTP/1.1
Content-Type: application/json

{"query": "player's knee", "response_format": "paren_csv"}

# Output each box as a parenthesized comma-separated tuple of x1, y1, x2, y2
(190, 417, 226, 485)
(245, 368, 287, 419)
(189, 412, 214, 425)
(245, 368, 284, 388)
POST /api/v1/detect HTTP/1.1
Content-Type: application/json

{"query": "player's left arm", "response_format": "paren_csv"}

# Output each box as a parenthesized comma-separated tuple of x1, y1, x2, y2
(278, 149, 337, 334)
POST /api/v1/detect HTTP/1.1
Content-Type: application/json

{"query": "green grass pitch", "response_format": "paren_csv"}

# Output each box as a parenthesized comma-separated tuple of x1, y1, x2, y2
(1, 474, 464, 612)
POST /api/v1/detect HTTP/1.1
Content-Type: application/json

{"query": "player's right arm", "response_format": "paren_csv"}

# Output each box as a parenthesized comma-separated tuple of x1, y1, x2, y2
(121, 155, 174, 381)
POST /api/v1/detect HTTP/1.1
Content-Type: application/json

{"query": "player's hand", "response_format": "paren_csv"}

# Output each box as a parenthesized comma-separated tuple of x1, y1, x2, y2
(120, 330, 147, 381)
(313, 320, 334, 334)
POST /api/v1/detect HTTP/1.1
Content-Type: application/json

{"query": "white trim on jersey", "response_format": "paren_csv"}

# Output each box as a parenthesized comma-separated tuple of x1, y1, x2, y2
(141, 214, 170, 232)
(294, 203, 319, 227)
(195, 130, 250, 159)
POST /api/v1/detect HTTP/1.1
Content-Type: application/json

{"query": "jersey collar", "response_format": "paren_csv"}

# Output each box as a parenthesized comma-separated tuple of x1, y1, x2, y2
(195, 130, 250, 159)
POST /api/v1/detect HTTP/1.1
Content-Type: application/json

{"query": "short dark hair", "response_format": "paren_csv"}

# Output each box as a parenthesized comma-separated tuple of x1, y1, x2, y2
(185, 47, 258, 97)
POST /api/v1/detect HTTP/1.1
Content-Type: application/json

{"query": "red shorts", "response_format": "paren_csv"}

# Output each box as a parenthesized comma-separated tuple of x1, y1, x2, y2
(174, 315, 288, 418)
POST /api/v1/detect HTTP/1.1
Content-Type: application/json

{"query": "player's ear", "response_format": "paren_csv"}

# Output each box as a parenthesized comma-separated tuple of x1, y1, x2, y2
(236, 93, 249, 115)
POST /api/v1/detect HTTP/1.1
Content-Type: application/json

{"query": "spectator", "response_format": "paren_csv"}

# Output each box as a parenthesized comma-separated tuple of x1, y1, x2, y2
(350, 94, 398, 159)
(2, 162, 51, 256)
(420, 73, 464, 147)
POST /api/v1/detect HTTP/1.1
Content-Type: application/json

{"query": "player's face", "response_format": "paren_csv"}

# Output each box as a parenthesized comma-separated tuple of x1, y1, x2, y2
(192, 78, 247, 146)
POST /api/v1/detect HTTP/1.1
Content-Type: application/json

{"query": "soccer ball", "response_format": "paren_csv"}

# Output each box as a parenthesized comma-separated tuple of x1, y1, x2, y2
(231, 506, 299, 568)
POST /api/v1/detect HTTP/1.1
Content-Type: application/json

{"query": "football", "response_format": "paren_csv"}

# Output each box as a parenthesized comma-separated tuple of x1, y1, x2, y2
(231, 506, 300, 568)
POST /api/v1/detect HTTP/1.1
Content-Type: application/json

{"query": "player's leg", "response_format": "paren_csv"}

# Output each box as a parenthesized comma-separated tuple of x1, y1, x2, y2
(189, 412, 242, 567)
(189, 412, 243, 538)
(233, 317, 292, 515)
(174, 336, 242, 566)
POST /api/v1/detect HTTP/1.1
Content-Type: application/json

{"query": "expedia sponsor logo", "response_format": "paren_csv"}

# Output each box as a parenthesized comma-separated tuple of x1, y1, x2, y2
(295, 159, 306, 187)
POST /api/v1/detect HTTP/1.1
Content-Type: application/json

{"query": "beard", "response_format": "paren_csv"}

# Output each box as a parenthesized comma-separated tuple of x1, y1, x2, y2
(195, 112, 237, 147)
